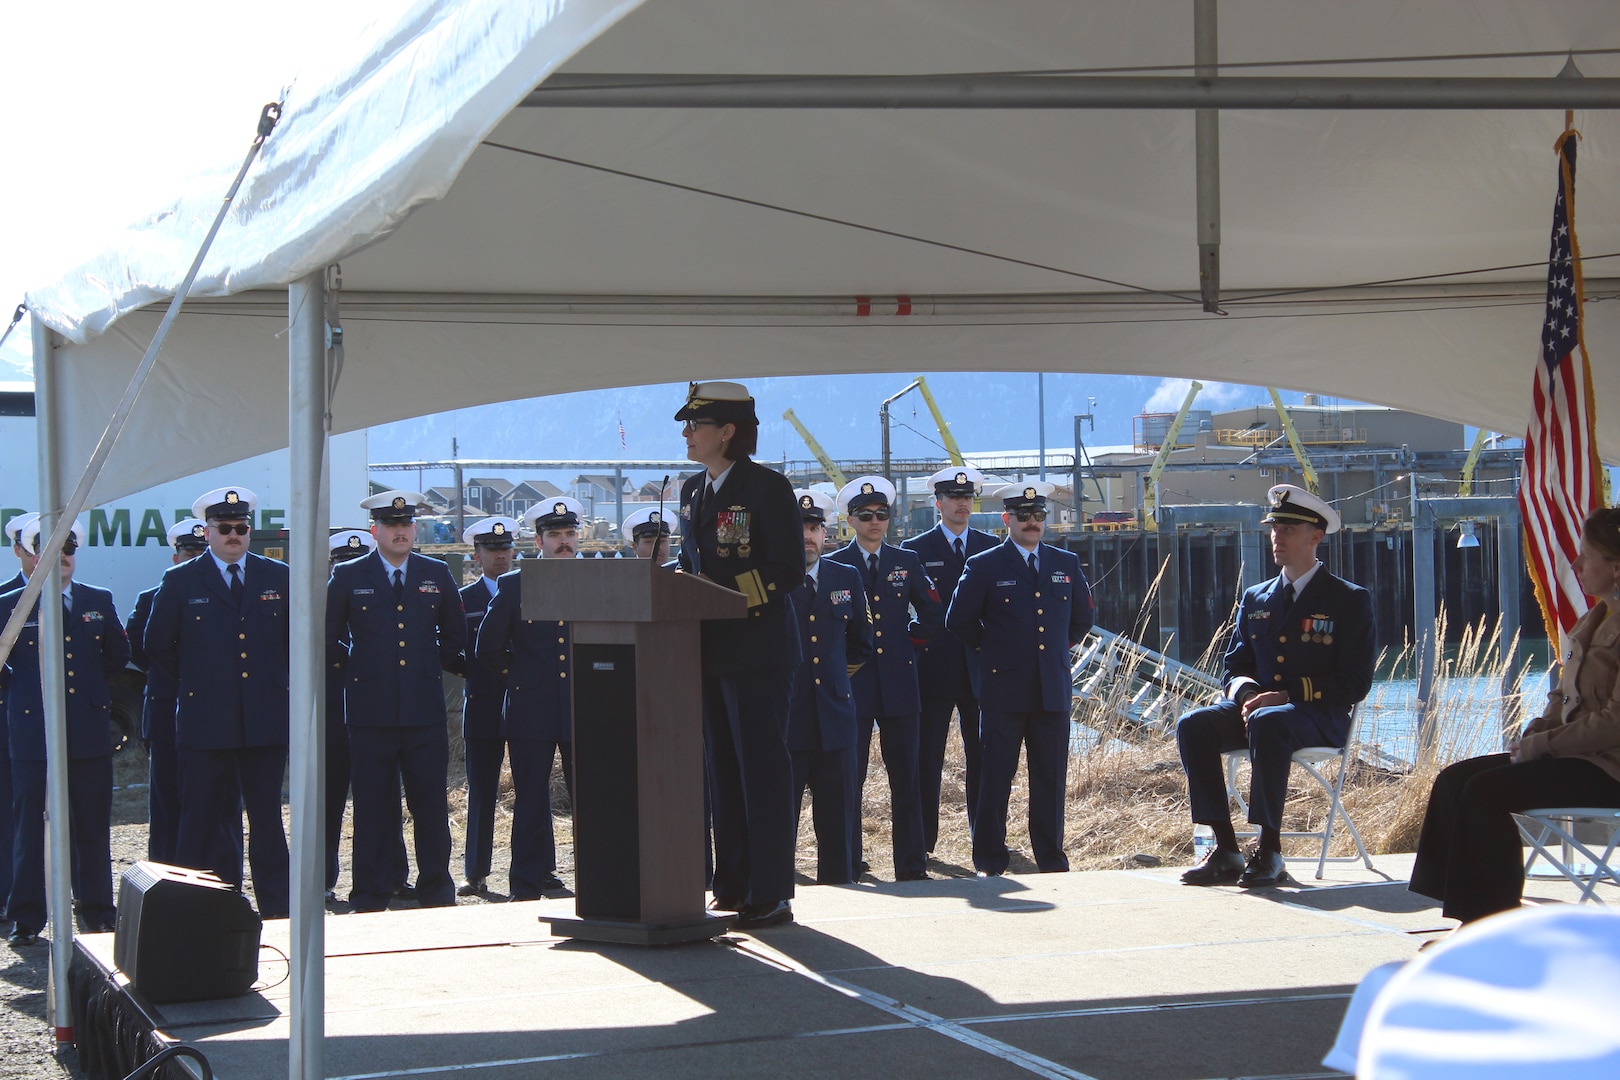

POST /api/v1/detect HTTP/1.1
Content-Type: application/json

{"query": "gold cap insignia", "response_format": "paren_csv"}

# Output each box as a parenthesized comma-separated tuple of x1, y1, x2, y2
(554, 502, 567, 514)
(955, 472, 968, 484)
(649, 510, 663, 521)
(492, 522, 506, 535)
(860, 482, 875, 495)
(800, 495, 814, 509)
(347, 535, 362, 548)
(1024, 487, 1037, 499)
(391, 496, 406, 510)
(225, 491, 239, 504)
(191, 524, 207, 538)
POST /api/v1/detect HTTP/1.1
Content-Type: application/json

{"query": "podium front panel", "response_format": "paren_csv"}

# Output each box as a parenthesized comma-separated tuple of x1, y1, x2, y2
(572, 643, 641, 920)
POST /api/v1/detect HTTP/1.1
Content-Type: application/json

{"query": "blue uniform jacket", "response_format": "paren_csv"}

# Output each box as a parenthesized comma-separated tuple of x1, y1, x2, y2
(824, 541, 943, 718)
(126, 584, 177, 744)
(787, 559, 872, 753)
(1, 571, 21, 732)
(459, 577, 507, 741)
(677, 457, 805, 676)
(946, 539, 1095, 714)
(1223, 568, 1376, 731)
(902, 524, 999, 700)
(146, 552, 292, 750)
(0, 580, 130, 761)
(326, 551, 466, 729)
(473, 569, 572, 744)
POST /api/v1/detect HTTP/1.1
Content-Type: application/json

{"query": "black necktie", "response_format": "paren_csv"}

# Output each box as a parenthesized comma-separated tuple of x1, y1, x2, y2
(62, 591, 72, 615)
(1281, 581, 1296, 607)
(229, 563, 244, 603)
(1027, 551, 1037, 574)
(804, 573, 815, 594)
(867, 552, 879, 587)
(953, 537, 965, 562)
(393, 568, 404, 602)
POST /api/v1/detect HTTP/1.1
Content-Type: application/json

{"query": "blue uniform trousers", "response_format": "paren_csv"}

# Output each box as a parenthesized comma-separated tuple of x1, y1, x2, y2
(462, 736, 506, 884)
(8, 755, 115, 934)
(973, 709, 1070, 875)
(791, 746, 857, 884)
(855, 714, 927, 877)
(0, 733, 11, 917)
(1176, 699, 1346, 833)
(704, 669, 795, 909)
(508, 739, 572, 897)
(919, 694, 980, 852)
(146, 732, 181, 865)
(177, 746, 290, 916)
(348, 725, 453, 911)
(322, 730, 407, 894)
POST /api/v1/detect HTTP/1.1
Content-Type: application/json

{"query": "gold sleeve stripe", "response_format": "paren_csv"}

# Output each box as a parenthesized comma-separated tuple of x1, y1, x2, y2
(1300, 676, 1312, 701)
(736, 569, 769, 608)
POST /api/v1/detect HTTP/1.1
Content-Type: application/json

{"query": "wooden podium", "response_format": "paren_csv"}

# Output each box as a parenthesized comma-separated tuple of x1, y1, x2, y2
(521, 557, 746, 945)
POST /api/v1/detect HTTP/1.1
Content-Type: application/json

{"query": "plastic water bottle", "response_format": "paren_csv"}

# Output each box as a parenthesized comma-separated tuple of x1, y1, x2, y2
(1192, 824, 1215, 865)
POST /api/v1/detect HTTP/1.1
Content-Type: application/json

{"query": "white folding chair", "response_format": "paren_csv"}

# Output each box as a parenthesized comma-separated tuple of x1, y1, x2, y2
(1513, 807, 1620, 905)
(1222, 705, 1375, 879)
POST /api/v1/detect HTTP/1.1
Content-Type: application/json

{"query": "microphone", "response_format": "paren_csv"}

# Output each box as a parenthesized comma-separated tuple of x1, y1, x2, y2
(658, 475, 671, 562)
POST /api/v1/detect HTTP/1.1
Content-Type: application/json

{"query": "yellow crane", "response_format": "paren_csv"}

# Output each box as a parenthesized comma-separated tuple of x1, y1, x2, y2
(1458, 428, 1491, 496)
(1142, 381, 1202, 532)
(913, 375, 965, 466)
(1266, 388, 1321, 495)
(783, 408, 849, 489)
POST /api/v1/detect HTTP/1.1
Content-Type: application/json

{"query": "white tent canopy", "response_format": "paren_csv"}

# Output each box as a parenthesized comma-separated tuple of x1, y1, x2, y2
(27, 0, 1620, 504)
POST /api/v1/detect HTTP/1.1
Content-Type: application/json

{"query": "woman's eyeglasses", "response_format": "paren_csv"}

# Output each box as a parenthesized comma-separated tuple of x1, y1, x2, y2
(681, 419, 719, 434)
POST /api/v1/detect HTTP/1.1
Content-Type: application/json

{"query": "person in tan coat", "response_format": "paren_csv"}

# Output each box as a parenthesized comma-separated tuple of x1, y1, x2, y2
(1410, 506, 1620, 923)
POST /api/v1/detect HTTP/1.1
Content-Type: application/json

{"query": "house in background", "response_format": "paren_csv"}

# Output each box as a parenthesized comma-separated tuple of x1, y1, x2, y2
(570, 474, 635, 518)
(464, 477, 514, 515)
(501, 479, 564, 519)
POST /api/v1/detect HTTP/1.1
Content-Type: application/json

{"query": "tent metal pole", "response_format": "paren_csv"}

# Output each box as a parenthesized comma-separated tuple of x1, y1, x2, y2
(1194, 0, 1221, 313)
(32, 318, 75, 1045)
(523, 73, 1620, 110)
(287, 272, 329, 1080)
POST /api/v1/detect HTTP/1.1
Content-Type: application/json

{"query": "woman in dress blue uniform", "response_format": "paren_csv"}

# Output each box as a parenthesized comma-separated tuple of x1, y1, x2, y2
(1, 518, 129, 944)
(676, 381, 804, 929)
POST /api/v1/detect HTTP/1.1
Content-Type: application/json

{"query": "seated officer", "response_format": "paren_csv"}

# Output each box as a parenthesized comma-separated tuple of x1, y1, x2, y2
(125, 517, 210, 865)
(1177, 484, 1376, 889)
(1, 517, 129, 944)
(473, 499, 582, 898)
(457, 515, 520, 897)
(146, 487, 293, 918)
(825, 475, 943, 881)
(788, 489, 872, 885)
(946, 482, 1094, 877)
(622, 505, 675, 562)
(902, 465, 999, 852)
(327, 491, 465, 911)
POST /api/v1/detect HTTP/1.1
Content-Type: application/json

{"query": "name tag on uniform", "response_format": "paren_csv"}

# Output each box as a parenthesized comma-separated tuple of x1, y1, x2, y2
(352, 588, 375, 595)
(418, 583, 440, 595)
(188, 597, 210, 605)
(995, 580, 1019, 587)
(259, 591, 282, 601)
(925, 560, 945, 568)
(81, 610, 105, 622)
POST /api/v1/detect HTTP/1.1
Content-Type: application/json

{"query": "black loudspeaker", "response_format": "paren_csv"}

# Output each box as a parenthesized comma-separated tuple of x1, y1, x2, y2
(114, 862, 262, 1004)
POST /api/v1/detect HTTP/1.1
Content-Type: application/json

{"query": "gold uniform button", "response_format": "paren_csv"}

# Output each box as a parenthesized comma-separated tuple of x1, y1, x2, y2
(1273, 674, 1284, 682)
(1314, 691, 1323, 700)
(557, 621, 565, 627)
(558, 654, 566, 661)
(1279, 635, 1288, 643)
(400, 659, 408, 667)
(873, 613, 882, 620)
(808, 615, 817, 623)
(1034, 591, 1042, 599)
(1037, 626, 1045, 633)
(814, 678, 822, 685)
(240, 652, 248, 659)
(67, 670, 75, 677)
(875, 630, 883, 637)
(812, 657, 821, 664)
(809, 636, 818, 643)
(397, 605, 405, 612)
(876, 647, 884, 655)
(68, 688, 75, 695)
(1277, 655, 1286, 663)
(241, 672, 249, 679)
(559, 672, 567, 679)
(239, 633, 246, 641)
(1038, 644, 1045, 651)
(398, 623, 406, 630)
(557, 637, 565, 644)
(400, 640, 408, 648)
(1035, 610, 1043, 616)
(65, 653, 73, 660)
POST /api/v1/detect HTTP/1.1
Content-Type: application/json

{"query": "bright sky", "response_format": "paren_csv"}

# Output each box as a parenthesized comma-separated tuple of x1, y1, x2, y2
(0, 1, 409, 378)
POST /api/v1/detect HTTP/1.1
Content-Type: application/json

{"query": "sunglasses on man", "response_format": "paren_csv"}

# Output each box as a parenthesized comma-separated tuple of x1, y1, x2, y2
(34, 540, 80, 555)
(213, 522, 251, 536)
(1012, 510, 1047, 523)
(851, 509, 890, 522)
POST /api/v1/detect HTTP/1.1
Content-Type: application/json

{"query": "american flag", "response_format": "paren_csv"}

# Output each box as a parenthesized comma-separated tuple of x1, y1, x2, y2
(1519, 130, 1604, 646)
(618, 413, 627, 452)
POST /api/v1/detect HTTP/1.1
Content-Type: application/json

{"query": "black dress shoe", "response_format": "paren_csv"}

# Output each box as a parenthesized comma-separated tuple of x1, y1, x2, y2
(896, 870, 930, 882)
(1180, 847, 1245, 886)
(735, 900, 793, 929)
(508, 892, 540, 903)
(457, 879, 487, 897)
(8, 927, 41, 946)
(537, 874, 565, 892)
(708, 895, 743, 912)
(394, 882, 418, 901)
(1238, 848, 1289, 888)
